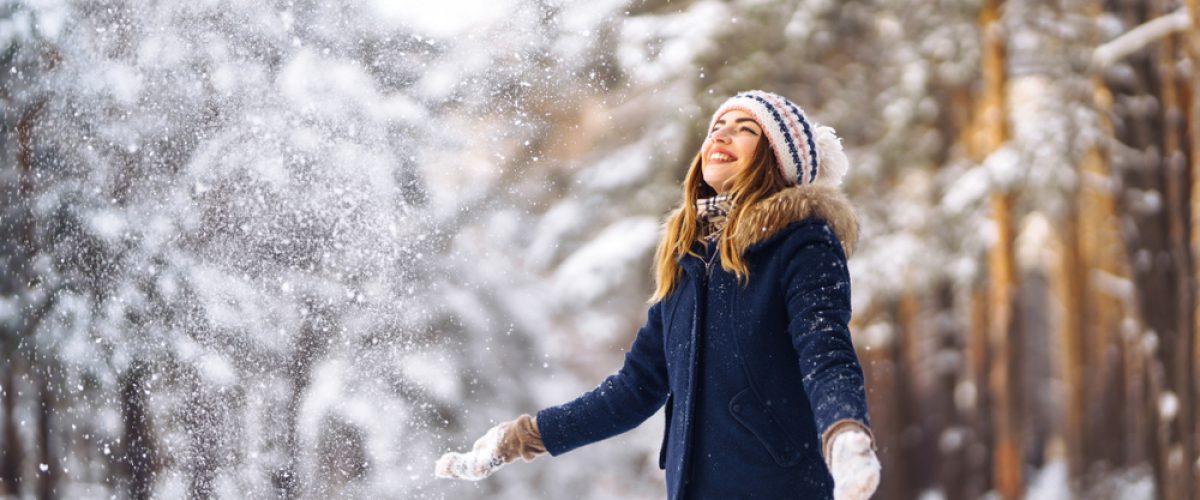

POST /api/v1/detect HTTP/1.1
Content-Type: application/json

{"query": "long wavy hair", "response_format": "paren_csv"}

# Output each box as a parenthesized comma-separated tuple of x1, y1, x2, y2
(650, 135, 790, 302)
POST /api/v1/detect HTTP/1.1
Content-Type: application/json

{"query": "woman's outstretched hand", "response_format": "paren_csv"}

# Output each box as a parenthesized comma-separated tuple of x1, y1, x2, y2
(434, 414, 546, 480)
(829, 429, 881, 500)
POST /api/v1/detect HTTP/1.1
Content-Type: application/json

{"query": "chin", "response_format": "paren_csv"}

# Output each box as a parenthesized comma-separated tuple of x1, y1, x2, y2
(702, 171, 726, 189)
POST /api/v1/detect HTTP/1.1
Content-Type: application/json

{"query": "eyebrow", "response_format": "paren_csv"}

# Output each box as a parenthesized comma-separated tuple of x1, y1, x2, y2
(710, 116, 758, 132)
(710, 118, 758, 129)
(714, 118, 760, 125)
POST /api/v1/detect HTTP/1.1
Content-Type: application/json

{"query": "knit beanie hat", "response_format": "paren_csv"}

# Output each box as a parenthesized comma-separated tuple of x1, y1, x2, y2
(705, 90, 849, 187)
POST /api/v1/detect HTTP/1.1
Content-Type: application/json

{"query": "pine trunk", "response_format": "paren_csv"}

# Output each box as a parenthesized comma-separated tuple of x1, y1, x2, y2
(1156, 0, 1196, 496)
(1056, 192, 1086, 481)
(1, 359, 21, 496)
(120, 361, 159, 500)
(37, 370, 58, 500)
(1188, 0, 1200, 496)
(978, 0, 1022, 496)
(968, 287, 992, 499)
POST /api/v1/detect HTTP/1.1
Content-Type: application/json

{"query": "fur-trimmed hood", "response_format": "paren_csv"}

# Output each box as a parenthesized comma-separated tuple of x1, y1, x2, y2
(733, 184, 858, 257)
(679, 184, 859, 258)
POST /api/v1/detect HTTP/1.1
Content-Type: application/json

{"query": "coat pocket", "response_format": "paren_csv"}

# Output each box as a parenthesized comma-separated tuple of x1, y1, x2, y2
(658, 392, 673, 470)
(728, 388, 804, 467)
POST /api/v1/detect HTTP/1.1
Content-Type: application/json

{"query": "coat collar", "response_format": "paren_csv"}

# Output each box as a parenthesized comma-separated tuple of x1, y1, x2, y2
(677, 184, 858, 267)
(731, 183, 858, 257)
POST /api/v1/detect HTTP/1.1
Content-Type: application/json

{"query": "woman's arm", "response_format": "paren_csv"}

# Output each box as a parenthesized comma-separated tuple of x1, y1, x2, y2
(781, 221, 881, 500)
(535, 301, 670, 456)
(779, 221, 872, 453)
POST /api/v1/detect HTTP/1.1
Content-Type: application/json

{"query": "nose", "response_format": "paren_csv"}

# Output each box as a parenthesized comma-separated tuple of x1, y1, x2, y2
(710, 125, 732, 144)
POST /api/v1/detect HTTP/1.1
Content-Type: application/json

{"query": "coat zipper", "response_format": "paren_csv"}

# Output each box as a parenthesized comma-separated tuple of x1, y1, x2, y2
(703, 242, 718, 277)
(681, 242, 717, 491)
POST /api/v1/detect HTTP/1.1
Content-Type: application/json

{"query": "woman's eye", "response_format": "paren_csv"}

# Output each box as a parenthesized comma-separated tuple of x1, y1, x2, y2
(740, 127, 758, 134)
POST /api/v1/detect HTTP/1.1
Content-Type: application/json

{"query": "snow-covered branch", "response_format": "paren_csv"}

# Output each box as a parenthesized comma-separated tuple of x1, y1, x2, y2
(1092, 7, 1191, 69)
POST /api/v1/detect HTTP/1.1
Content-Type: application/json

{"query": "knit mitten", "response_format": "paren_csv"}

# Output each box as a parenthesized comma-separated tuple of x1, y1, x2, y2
(434, 414, 546, 480)
(828, 428, 881, 500)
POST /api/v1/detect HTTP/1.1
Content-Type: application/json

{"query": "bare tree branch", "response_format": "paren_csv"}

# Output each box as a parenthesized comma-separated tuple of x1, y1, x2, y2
(1092, 8, 1190, 69)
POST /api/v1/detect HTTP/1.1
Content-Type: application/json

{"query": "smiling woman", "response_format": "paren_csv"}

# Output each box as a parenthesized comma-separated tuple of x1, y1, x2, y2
(701, 110, 764, 193)
(435, 90, 879, 500)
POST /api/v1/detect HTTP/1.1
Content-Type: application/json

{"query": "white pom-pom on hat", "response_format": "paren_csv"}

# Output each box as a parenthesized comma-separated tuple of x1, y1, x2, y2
(812, 125, 848, 187)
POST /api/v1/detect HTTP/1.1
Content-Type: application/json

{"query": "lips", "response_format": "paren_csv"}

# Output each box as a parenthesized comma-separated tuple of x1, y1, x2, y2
(708, 147, 737, 163)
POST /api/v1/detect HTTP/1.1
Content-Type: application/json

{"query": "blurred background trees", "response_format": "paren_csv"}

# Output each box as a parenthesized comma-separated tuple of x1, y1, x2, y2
(1, 0, 1198, 498)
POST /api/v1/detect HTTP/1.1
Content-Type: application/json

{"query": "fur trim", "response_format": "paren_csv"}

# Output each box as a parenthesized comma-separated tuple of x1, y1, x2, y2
(730, 184, 859, 257)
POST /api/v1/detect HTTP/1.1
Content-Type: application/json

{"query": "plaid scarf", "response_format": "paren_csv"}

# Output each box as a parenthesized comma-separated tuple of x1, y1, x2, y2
(696, 194, 734, 241)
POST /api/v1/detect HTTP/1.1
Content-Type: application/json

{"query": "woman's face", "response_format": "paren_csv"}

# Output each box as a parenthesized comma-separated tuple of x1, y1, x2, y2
(701, 109, 763, 194)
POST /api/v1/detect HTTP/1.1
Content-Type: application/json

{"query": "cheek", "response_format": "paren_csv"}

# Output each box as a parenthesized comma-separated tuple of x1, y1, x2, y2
(735, 136, 760, 155)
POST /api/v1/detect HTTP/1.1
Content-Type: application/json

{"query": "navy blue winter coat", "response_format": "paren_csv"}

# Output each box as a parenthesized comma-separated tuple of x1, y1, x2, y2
(536, 184, 872, 500)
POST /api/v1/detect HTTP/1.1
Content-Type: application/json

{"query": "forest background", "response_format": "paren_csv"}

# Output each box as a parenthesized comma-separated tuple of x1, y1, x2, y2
(2, 0, 1200, 498)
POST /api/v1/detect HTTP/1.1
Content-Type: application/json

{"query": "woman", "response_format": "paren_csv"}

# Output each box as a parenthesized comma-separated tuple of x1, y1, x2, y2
(435, 90, 881, 500)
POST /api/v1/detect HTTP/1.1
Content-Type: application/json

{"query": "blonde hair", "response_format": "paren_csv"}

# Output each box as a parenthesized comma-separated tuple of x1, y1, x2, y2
(650, 137, 789, 302)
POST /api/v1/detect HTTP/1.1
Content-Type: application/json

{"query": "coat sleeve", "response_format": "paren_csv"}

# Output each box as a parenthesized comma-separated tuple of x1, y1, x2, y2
(535, 301, 670, 457)
(780, 221, 871, 456)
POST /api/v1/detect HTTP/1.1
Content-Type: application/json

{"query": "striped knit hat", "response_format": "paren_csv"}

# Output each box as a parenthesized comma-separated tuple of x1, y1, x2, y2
(705, 90, 849, 187)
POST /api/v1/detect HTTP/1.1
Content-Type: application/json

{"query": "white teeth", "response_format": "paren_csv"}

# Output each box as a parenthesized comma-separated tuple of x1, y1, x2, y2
(710, 152, 732, 162)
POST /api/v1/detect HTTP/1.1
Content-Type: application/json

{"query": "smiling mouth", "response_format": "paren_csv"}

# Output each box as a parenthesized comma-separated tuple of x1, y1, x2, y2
(709, 152, 735, 162)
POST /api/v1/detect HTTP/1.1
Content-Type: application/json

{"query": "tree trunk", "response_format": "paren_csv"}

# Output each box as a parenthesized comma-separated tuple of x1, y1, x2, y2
(1, 90, 49, 500)
(934, 282, 968, 500)
(37, 367, 58, 500)
(121, 361, 160, 500)
(1188, 0, 1200, 496)
(855, 314, 895, 500)
(967, 287, 992, 499)
(987, 194, 1023, 500)
(976, 0, 1023, 497)
(892, 293, 921, 498)
(273, 298, 331, 499)
(1, 356, 21, 496)
(1056, 192, 1086, 482)
(1101, 1, 1192, 496)
(185, 391, 219, 500)
(1155, 0, 1196, 496)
